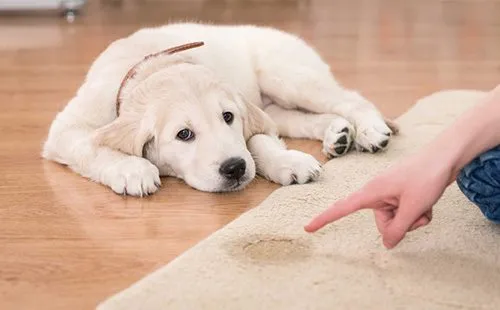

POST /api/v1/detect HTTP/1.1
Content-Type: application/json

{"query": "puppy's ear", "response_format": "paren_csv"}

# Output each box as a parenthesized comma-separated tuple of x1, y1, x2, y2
(117, 42, 204, 116)
(241, 98, 278, 141)
(93, 115, 154, 157)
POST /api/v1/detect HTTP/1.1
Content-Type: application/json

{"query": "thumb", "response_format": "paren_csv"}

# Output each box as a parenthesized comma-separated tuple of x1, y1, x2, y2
(382, 197, 427, 249)
(383, 220, 410, 249)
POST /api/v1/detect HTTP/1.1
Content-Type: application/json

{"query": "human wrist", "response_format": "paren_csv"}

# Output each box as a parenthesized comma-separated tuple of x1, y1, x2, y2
(404, 85, 500, 185)
(413, 139, 462, 185)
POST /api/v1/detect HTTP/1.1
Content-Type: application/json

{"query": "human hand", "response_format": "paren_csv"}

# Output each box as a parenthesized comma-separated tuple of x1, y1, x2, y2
(304, 153, 455, 249)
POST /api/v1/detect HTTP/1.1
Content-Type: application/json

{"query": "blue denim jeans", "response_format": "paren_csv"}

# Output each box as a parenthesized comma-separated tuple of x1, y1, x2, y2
(456, 146, 500, 223)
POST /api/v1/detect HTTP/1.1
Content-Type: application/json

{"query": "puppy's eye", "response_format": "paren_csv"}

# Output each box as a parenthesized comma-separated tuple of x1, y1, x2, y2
(176, 128, 194, 141)
(223, 112, 234, 125)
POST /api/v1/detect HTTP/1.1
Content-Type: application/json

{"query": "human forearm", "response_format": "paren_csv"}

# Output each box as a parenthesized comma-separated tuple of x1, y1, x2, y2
(422, 86, 500, 181)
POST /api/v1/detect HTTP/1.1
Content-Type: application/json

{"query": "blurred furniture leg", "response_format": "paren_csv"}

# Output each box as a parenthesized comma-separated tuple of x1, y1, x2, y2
(61, 0, 87, 22)
(0, 0, 87, 22)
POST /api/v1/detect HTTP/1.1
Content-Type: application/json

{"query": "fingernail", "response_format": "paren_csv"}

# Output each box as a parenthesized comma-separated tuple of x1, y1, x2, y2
(304, 225, 314, 233)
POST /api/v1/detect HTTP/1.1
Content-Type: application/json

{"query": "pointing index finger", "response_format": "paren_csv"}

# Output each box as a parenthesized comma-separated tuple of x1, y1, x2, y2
(304, 190, 380, 232)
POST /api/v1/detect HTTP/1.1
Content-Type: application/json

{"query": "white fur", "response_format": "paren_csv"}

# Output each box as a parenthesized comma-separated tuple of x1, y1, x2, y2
(42, 22, 396, 196)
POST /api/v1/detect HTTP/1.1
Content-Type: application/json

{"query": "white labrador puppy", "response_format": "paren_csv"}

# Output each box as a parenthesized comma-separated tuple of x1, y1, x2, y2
(42, 23, 397, 196)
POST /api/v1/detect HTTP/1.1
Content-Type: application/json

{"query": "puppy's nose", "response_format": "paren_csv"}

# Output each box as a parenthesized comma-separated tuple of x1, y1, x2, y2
(219, 157, 246, 180)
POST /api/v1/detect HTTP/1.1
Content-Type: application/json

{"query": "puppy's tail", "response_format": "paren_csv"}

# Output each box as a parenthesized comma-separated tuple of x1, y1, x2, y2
(384, 118, 400, 135)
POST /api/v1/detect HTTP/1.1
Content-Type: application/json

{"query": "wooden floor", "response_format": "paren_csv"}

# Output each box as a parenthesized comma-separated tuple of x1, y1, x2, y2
(1, 0, 499, 309)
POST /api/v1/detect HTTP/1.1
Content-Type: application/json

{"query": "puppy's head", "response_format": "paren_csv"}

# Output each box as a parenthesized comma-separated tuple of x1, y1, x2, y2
(94, 43, 276, 192)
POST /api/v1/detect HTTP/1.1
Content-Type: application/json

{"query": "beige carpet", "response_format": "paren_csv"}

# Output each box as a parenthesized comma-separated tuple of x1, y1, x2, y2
(97, 90, 500, 310)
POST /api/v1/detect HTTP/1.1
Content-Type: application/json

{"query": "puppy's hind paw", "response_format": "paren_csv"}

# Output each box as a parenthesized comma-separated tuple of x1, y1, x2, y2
(354, 116, 395, 154)
(322, 119, 354, 159)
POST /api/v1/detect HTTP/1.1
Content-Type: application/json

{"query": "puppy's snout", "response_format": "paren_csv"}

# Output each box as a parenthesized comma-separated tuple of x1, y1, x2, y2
(219, 157, 246, 180)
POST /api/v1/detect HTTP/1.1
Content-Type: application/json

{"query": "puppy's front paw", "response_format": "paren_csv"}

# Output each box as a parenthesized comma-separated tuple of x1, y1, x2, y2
(102, 157, 161, 196)
(322, 118, 354, 158)
(354, 117, 394, 153)
(266, 150, 322, 186)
